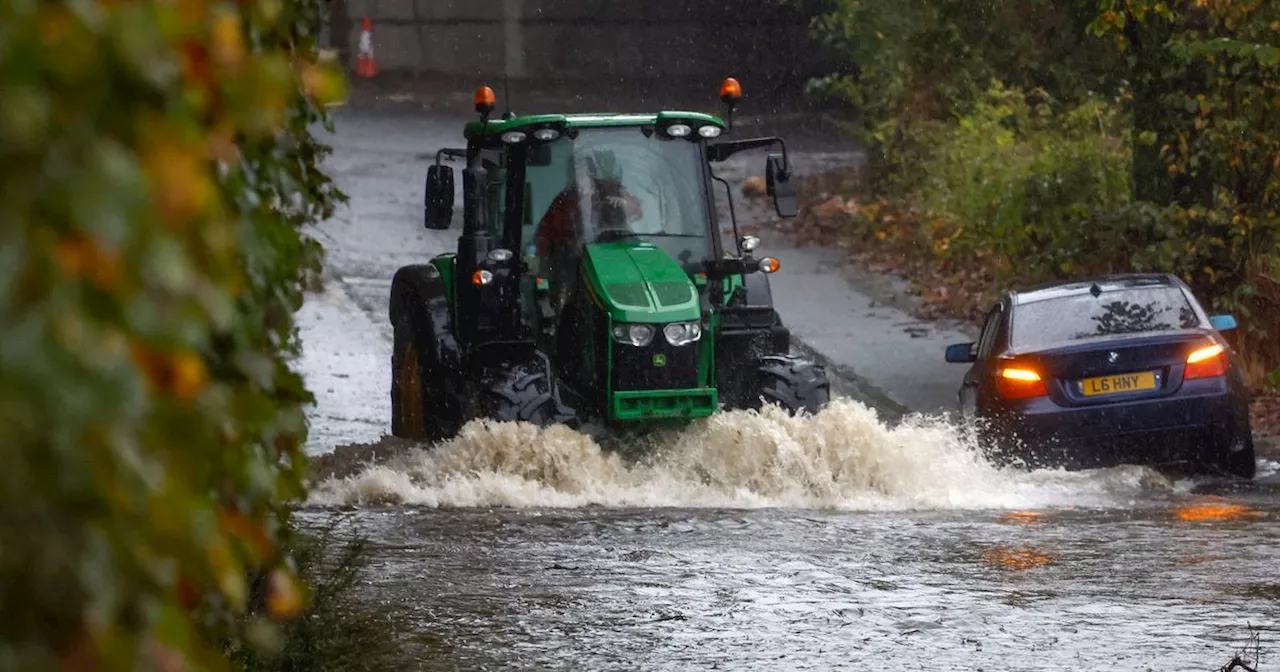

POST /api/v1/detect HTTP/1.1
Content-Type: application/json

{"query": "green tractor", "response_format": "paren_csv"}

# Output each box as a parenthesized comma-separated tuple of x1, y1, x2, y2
(389, 78, 830, 442)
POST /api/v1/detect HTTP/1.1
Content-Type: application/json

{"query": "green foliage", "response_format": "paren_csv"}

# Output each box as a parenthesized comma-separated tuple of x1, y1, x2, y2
(791, 0, 1280, 384)
(1087, 0, 1280, 372)
(231, 520, 407, 672)
(903, 84, 1132, 282)
(0, 0, 347, 669)
(784, 0, 1124, 142)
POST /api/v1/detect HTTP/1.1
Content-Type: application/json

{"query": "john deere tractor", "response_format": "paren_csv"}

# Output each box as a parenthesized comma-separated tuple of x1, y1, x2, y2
(389, 78, 830, 442)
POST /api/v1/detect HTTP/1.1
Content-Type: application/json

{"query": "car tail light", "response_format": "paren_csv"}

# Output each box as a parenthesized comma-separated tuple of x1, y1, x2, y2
(1185, 343, 1227, 380)
(995, 366, 1048, 400)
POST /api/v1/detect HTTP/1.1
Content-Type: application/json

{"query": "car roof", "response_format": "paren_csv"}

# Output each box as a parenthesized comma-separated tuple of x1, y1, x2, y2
(1010, 273, 1184, 306)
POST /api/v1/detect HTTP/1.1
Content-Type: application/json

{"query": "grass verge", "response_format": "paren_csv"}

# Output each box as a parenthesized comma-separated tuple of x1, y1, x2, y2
(231, 516, 410, 672)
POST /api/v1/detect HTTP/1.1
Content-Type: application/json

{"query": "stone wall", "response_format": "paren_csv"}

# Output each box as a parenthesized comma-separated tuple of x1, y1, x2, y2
(331, 0, 830, 88)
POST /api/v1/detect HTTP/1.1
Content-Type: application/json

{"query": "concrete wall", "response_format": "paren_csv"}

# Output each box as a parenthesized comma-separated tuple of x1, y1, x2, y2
(331, 0, 829, 87)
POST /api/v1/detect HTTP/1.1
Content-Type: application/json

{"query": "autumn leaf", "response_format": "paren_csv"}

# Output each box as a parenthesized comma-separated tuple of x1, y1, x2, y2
(266, 569, 305, 619)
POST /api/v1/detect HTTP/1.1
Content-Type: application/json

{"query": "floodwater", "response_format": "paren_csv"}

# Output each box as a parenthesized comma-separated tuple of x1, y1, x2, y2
(300, 400, 1280, 671)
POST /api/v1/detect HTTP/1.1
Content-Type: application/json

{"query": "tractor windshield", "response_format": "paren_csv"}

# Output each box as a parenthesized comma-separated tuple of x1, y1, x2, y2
(522, 127, 713, 268)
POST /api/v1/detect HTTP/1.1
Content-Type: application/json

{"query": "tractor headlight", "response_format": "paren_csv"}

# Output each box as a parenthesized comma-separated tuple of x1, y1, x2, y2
(663, 321, 702, 346)
(533, 128, 560, 141)
(698, 124, 722, 138)
(665, 123, 692, 138)
(612, 323, 655, 347)
(501, 131, 527, 144)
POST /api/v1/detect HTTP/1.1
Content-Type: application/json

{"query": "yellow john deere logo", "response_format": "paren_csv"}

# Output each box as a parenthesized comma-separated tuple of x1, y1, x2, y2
(652, 353, 667, 367)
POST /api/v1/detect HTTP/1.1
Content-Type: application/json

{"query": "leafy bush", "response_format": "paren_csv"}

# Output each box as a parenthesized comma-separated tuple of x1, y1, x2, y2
(0, 0, 346, 668)
(784, 0, 1125, 142)
(789, 0, 1280, 386)
(1088, 0, 1280, 383)
(881, 83, 1132, 283)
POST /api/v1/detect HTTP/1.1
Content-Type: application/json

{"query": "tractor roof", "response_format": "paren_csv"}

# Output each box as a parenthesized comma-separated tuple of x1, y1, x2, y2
(464, 111, 727, 142)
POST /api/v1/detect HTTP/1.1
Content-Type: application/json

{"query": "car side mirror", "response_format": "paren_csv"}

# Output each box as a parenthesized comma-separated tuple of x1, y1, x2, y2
(765, 153, 796, 218)
(425, 164, 454, 229)
(945, 342, 977, 363)
(1209, 314, 1238, 331)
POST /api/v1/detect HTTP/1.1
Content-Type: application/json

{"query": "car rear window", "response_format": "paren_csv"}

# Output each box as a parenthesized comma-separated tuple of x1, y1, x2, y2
(1012, 286, 1203, 349)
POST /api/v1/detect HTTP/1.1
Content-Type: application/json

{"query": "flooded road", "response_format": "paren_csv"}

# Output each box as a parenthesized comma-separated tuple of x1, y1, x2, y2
(295, 103, 1280, 670)
(300, 402, 1280, 670)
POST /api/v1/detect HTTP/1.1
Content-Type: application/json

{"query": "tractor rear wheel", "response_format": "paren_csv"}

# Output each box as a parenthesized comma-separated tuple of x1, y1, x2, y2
(467, 364, 579, 428)
(391, 327, 425, 439)
(756, 355, 831, 417)
(391, 314, 453, 442)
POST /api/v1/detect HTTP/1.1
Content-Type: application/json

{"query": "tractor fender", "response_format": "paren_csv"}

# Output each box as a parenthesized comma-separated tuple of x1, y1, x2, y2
(739, 271, 774, 309)
(740, 272, 790, 352)
(465, 340, 545, 374)
(389, 264, 459, 372)
(721, 270, 789, 354)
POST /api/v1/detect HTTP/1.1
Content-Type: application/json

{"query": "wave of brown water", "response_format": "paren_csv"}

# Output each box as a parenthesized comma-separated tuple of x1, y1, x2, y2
(305, 399, 1167, 510)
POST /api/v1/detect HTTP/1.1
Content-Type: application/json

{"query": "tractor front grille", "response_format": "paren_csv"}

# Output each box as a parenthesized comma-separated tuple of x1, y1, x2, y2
(612, 336, 698, 391)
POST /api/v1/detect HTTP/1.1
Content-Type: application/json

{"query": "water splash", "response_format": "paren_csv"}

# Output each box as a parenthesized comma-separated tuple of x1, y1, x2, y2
(305, 398, 1162, 510)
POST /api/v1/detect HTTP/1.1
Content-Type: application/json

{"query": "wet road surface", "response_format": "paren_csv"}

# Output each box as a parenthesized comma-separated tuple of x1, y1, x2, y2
(302, 402, 1280, 670)
(296, 106, 1280, 670)
(301, 451, 1280, 670)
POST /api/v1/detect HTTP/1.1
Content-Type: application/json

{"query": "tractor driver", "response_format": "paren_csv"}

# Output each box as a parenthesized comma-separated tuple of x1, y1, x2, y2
(532, 176, 644, 256)
(533, 155, 645, 312)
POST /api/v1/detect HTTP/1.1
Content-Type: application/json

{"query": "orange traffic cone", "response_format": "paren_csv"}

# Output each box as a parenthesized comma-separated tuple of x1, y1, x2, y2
(356, 17, 377, 78)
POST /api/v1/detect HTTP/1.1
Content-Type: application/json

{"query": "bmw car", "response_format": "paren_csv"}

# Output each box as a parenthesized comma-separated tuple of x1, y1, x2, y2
(944, 273, 1255, 478)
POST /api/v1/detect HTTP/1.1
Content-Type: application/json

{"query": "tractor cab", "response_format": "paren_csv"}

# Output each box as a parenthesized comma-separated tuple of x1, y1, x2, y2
(389, 79, 828, 443)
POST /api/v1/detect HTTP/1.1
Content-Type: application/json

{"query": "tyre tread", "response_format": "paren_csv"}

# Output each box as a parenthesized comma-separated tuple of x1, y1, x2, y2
(756, 354, 831, 416)
(478, 365, 578, 428)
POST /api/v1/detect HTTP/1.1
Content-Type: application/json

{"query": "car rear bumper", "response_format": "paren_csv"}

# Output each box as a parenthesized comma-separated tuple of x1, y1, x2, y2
(981, 385, 1242, 469)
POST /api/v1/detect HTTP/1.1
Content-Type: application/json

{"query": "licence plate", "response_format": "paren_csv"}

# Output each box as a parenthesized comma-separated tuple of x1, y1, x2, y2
(1080, 371, 1158, 396)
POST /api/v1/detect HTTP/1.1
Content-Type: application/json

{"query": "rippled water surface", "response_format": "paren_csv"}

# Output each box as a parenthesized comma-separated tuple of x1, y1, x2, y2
(301, 400, 1280, 670)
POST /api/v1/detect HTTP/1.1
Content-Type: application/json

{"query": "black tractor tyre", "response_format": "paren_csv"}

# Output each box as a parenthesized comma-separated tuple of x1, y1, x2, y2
(755, 354, 831, 417)
(390, 314, 427, 439)
(390, 314, 454, 442)
(467, 364, 580, 429)
(1218, 432, 1257, 480)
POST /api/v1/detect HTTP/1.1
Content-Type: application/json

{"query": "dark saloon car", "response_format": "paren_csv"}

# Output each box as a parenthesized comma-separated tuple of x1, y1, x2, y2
(944, 273, 1255, 478)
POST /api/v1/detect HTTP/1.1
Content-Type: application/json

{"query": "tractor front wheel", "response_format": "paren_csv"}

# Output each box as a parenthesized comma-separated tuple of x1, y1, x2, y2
(467, 364, 580, 429)
(756, 355, 831, 417)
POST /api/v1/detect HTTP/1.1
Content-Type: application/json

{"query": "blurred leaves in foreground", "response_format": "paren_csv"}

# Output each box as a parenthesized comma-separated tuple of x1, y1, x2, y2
(0, 0, 347, 669)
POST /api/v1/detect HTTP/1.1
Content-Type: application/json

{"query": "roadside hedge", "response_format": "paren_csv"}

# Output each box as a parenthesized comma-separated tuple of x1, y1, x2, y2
(0, 0, 346, 669)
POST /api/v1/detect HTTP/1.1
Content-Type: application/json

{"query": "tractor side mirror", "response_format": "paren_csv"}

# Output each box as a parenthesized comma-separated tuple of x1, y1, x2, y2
(766, 153, 796, 218)
(425, 164, 454, 229)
